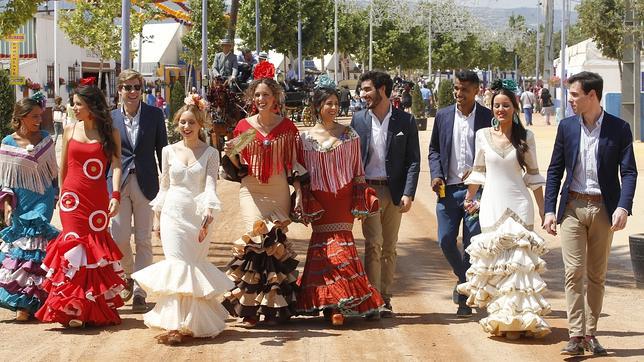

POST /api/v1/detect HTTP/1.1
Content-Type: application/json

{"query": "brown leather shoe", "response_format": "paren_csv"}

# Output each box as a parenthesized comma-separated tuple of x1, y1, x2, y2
(583, 336, 608, 356)
(560, 338, 584, 356)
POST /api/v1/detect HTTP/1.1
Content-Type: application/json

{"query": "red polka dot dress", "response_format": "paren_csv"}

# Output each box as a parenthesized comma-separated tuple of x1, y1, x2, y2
(35, 140, 125, 326)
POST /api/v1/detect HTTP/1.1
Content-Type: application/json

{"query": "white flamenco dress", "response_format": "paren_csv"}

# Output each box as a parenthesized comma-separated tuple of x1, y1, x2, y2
(132, 145, 233, 337)
(457, 128, 551, 338)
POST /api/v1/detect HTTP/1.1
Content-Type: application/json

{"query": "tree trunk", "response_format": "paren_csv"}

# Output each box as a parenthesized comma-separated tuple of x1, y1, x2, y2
(320, 51, 325, 73)
(227, 0, 240, 41)
(185, 62, 193, 93)
(618, 60, 623, 80)
(98, 58, 104, 91)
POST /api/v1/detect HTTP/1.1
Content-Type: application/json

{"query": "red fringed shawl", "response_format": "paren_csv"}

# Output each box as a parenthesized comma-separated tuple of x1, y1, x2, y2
(234, 118, 299, 184)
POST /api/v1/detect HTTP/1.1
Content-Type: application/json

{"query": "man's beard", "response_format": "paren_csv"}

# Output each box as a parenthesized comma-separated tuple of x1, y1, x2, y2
(367, 92, 382, 109)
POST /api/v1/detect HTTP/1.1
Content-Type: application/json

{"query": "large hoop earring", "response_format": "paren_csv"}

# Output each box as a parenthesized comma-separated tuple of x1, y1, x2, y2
(491, 117, 500, 131)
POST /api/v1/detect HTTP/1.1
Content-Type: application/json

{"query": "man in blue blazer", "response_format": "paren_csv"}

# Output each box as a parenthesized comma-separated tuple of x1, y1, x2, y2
(108, 69, 168, 312)
(428, 70, 492, 317)
(351, 71, 420, 318)
(543, 72, 637, 356)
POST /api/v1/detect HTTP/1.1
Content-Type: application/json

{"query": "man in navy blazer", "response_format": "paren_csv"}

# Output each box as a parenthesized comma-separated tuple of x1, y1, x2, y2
(543, 72, 637, 356)
(108, 69, 168, 312)
(351, 71, 420, 318)
(428, 70, 492, 317)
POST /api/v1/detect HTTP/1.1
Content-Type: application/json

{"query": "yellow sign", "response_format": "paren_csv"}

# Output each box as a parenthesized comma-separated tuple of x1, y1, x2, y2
(9, 76, 25, 86)
(6, 33, 24, 81)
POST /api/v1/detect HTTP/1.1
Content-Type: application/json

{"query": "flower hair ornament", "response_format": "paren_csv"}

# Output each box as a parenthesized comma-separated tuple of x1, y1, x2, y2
(30, 91, 47, 108)
(490, 78, 518, 93)
(184, 94, 209, 111)
(79, 77, 97, 86)
(315, 74, 336, 90)
(253, 61, 276, 80)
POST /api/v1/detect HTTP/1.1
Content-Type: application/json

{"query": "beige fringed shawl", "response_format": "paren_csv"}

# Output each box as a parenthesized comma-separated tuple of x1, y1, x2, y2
(0, 135, 58, 194)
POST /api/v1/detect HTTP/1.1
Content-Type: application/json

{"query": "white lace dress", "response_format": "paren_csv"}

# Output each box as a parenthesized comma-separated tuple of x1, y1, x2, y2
(132, 144, 233, 337)
(457, 128, 551, 338)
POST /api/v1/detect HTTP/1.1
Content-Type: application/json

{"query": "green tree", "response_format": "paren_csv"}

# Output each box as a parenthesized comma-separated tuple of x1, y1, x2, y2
(437, 79, 454, 108)
(0, 0, 41, 38)
(410, 84, 425, 119)
(0, 70, 16, 138)
(182, 0, 227, 90)
(58, 0, 157, 86)
(168, 81, 186, 143)
(576, 0, 625, 75)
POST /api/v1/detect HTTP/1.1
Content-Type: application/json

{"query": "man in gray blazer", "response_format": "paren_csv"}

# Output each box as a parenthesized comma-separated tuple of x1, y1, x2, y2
(351, 71, 421, 318)
(109, 69, 168, 312)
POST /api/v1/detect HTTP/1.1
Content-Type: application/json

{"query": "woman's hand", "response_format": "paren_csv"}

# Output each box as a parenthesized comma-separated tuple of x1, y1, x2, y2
(108, 198, 120, 218)
(3, 202, 12, 226)
(198, 210, 215, 243)
(223, 139, 234, 154)
(152, 212, 161, 238)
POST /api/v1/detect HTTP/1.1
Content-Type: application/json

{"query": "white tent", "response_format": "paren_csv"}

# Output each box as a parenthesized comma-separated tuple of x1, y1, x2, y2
(554, 38, 642, 94)
(133, 22, 185, 77)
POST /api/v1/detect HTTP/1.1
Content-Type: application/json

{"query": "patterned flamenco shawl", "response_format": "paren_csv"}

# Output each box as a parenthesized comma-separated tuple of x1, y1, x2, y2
(235, 118, 298, 184)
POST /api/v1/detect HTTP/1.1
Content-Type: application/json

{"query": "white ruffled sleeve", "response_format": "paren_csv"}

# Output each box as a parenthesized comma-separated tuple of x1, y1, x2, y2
(523, 131, 545, 190)
(465, 129, 487, 186)
(194, 148, 222, 217)
(149, 146, 170, 212)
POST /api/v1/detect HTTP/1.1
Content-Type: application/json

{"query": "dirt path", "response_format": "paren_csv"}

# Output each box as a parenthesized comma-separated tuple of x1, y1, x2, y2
(1, 114, 643, 361)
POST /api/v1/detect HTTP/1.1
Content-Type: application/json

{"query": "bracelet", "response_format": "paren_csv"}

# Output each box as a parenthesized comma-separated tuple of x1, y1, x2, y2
(111, 191, 121, 202)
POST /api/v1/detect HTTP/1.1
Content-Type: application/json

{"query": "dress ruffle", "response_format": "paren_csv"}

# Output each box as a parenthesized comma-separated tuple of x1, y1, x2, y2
(296, 229, 383, 316)
(143, 295, 229, 337)
(133, 259, 233, 299)
(223, 222, 299, 320)
(194, 190, 222, 218)
(35, 232, 125, 326)
(149, 190, 166, 213)
(0, 210, 58, 314)
(457, 217, 551, 338)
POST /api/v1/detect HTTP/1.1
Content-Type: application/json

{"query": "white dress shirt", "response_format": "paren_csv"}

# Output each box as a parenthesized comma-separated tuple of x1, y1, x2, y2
(447, 104, 476, 185)
(364, 106, 392, 180)
(570, 111, 604, 195)
(122, 104, 141, 147)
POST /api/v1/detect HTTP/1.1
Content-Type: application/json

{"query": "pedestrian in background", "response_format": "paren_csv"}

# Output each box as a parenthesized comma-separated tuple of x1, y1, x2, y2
(520, 87, 536, 126)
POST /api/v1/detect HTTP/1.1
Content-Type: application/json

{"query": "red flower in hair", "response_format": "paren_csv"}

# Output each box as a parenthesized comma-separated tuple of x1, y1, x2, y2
(79, 77, 97, 86)
(253, 61, 275, 80)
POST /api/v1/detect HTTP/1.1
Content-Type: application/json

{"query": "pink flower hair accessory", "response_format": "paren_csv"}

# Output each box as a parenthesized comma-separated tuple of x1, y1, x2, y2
(184, 94, 209, 111)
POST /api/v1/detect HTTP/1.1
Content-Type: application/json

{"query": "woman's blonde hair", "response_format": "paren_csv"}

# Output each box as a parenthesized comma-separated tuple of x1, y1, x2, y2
(172, 104, 209, 142)
(11, 98, 42, 131)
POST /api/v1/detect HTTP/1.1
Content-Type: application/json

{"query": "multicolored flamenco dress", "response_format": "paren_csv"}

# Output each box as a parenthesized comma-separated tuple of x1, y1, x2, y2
(35, 139, 125, 326)
(0, 132, 59, 316)
(457, 129, 551, 338)
(222, 118, 303, 322)
(133, 145, 233, 337)
(295, 127, 384, 317)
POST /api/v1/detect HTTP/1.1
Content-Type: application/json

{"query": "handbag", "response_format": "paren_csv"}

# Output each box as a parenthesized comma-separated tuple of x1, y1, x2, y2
(220, 154, 248, 183)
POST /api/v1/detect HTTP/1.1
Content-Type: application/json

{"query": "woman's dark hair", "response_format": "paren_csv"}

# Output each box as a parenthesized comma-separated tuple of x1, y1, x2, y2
(491, 87, 529, 170)
(310, 87, 339, 121)
(11, 98, 42, 131)
(359, 71, 393, 97)
(75, 85, 116, 159)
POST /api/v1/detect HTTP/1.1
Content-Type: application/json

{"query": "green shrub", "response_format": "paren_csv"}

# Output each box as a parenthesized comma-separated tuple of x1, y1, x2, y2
(0, 70, 16, 138)
(437, 79, 455, 109)
(410, 84, 425, 119)
(167, 82, 185, 144)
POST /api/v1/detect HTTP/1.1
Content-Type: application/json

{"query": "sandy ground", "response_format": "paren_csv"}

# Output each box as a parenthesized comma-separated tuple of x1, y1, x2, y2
(1, 113, 643, 361)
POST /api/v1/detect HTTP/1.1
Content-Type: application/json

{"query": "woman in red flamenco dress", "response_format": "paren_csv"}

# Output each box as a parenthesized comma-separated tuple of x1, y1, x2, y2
(35, 84, 125, 328)
(295, 86, 384, 326)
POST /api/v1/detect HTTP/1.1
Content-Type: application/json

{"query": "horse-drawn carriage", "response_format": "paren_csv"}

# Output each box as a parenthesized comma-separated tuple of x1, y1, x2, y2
(205, 76, 247, 151)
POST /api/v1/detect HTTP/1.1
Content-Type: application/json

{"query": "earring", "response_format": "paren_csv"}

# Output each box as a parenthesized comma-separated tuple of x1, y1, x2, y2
(491, 117, 500, 131)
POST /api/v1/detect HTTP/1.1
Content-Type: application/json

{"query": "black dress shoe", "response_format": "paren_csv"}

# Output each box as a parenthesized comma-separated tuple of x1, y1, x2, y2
(560, 338, 584, 356)
(583, 336, 608, 356)
(456, 304, 472, 318)
(132, 295, 148, 313)
(380, 302, 394, 318)
(452, 286, 459, 305)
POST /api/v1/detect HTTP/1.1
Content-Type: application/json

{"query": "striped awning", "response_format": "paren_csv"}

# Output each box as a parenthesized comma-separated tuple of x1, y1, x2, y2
(0, 18, 37, 59)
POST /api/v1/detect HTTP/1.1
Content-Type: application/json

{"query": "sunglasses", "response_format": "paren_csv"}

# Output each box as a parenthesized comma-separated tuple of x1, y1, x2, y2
(121, 84, 142, 92)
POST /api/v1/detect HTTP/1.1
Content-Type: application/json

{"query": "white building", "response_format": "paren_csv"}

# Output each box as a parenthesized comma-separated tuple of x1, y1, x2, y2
(0, 12, 117, 105)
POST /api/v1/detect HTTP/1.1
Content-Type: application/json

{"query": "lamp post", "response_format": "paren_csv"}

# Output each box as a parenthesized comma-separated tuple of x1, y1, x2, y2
(255, 0, 260, 54)
(297, 2, 303, 81)
(121, 0, 131, 70)
(536, 1, 541, 83)
(559, 0, 568, 119)
(54, 0, 59, 97)
(334, 0, 338, 82)
(202, 0, 207, 89)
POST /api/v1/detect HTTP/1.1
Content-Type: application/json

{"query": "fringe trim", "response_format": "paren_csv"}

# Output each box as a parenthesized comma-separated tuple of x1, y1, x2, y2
(241, 131, 298, 184)
(0, 138, 58, 195)
(302, 137, 362, 194)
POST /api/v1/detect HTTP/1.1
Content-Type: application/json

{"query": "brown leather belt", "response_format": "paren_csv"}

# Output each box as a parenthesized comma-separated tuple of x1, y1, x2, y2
(366, 179, 388, 186)
(569, 191, 602, 203)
